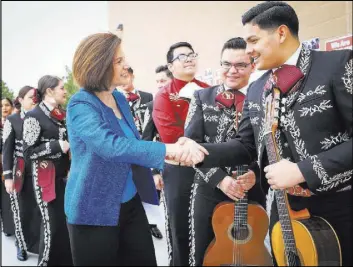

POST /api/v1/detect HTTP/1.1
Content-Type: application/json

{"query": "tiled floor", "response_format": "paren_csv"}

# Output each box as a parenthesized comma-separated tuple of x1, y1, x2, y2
(1, 204, 168, 266)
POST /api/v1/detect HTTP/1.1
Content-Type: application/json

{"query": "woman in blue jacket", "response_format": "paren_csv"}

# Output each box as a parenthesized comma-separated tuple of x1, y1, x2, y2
(65, 32, 208, 266)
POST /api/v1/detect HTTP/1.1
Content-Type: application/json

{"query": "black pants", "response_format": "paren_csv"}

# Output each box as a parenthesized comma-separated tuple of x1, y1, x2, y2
(1, 182, 15, 235)
(67, 194, 157, 266)
(269, 190, 352, 266)
(162, 163, 195, 266)
(35, 177, 72, 266)
(19, 174, 41, 254)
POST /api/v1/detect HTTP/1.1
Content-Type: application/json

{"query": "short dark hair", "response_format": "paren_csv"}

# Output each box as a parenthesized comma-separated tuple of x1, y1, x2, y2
(18, 85, 35, 99)
(73, 32, 122, 92)
(242, 1, 299, 38)
(166, 42, 194, 63)
(37, 75, 61, 101)
(155, 65, 173, 79)
(221, 37, 247, 54)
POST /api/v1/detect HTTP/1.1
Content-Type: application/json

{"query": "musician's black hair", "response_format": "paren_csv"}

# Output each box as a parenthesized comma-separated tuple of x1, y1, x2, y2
(242, 1, 299, 38)
(167, 42, 194, 63)
(155, 65, 173, 79)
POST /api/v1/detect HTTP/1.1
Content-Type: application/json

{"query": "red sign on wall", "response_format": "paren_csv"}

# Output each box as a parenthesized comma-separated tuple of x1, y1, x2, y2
(325, 35, 352, 51)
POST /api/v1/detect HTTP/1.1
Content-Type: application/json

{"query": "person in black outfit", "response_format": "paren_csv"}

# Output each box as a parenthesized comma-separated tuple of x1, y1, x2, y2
(2, 86, 41, 260)
(179, 2, 352, 266)
(23, 75, 72, 266)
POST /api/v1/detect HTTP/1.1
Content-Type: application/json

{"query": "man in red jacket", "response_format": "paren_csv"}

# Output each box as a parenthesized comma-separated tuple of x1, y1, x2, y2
(153, 41, 209, 266)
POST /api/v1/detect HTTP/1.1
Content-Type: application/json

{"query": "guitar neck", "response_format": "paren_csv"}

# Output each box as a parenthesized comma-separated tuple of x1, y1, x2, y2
(264, 133, 298, 256)
(234, 166, 249, 229)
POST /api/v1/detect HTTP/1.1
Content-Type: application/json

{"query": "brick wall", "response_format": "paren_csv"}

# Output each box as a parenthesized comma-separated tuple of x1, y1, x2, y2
(108, 1, 351, 95)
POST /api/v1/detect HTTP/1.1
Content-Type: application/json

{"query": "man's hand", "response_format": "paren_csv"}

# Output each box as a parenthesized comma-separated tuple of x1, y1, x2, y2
(5, 179, 14, 194)
(218, 176, 245, 201)
(233, 169, 256, 192)
(165, 137, 209, 166)
(153, 174, 164, 190)
(175, 137, 209, 165)
(61, 140, 70, 154)
(264, 159, 305, 190)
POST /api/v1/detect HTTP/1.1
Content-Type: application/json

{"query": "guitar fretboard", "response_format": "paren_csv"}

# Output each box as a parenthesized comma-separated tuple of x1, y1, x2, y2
(234, 166, 249, 233)
(264, 133, 298, 260)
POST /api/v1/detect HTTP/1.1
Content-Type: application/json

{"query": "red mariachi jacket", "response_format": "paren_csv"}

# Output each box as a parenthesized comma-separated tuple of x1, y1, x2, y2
(153, 78, 209, 144)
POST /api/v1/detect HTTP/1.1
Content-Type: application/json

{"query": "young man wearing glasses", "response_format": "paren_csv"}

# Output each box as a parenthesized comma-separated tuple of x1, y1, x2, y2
(153, 42, 209, 266)
(184, 37, 266, 266)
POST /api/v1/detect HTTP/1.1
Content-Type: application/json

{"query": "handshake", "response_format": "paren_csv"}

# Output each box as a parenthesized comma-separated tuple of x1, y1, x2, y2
(165, 137, 209, 166)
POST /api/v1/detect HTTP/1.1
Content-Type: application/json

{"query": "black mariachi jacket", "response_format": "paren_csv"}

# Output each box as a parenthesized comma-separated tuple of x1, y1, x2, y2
(199, 45, 352, 195)
(2, 111, 30, 180)
(184, 84, 260, 189)
(142, 101, 160, 142)
(130, 90, 153, 136)
(23, 102, 70, 181)
(141, 101, 161, 176)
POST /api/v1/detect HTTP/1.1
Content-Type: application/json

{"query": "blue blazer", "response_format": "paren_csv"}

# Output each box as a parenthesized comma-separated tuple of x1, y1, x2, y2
(64, 89, 166, 226)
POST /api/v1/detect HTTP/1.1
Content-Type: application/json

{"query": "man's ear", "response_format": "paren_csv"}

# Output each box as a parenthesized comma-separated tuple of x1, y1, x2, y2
(277, 24, 289, 44)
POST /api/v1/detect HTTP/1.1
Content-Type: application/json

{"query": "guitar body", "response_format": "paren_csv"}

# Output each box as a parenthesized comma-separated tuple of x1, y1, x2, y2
(271, 216, 342, 266)
(203, 202, 273, 266)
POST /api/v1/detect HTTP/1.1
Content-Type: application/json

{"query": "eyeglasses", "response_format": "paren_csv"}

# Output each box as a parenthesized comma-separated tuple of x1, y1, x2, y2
(220, 61, 251, 71)
(171, 53, 198, 63)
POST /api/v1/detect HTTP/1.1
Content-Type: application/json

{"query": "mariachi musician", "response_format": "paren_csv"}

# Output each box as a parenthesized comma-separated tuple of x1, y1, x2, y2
(2, 86, 42, 260)
(153, 41, 209, 265)
(22, 75, 72, 266)
(184, 37, 265, 266)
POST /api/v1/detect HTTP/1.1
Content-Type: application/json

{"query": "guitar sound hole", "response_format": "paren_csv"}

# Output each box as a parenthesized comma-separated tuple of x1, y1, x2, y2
(231, 226, 249, 241)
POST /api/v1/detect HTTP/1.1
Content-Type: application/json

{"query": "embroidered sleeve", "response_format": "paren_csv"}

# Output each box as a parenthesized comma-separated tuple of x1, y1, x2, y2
(2, 119, 15, 179)
(23, 116, 63, 160)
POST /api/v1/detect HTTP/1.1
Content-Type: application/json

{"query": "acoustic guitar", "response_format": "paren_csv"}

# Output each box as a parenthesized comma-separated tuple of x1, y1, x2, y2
(264, 87, 341, 266)
(203, 165, 273, 266)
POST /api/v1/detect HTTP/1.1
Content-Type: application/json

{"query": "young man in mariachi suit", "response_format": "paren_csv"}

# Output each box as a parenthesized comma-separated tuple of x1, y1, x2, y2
(153, 42, 209, 266)
(184, 37, 266, 266)
(142, 65, 173, 203)
(119, 67, 163, 239)
(180, 2, 352, 266)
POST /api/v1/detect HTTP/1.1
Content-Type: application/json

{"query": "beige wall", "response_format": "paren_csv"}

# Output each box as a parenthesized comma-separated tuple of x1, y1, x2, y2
(108, 1, 352, 95)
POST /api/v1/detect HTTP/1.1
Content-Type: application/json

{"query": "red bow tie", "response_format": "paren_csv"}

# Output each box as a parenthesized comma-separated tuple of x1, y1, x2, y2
(50, 107, 66, 121)
(215, 90, 245, 111)
(271, 65, 304, 94)
(126, 92, 140, 103)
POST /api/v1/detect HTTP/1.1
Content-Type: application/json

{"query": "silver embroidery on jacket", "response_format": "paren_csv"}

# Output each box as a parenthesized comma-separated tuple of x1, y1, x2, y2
(297, 85, 326, 103)
(320, 131, 350, 150)
(250, 117, 259, 126)
(184, 96, 197, 130)
(2, 119, 12, 144)
(248, 101, 261, 111)
(195, 168, 218, 183)
(142, 107, 150, 132)
(30, 142, 52, 160)
(299, 99, 333, 117)
(23, 117, 41, 146)
(202, 103, 219, 112)
(342, 59, 352, 94)
(204, 115, 219, 122)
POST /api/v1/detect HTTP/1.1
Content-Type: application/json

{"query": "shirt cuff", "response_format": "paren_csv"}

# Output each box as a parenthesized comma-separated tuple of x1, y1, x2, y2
(59, 140, 64, 152)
